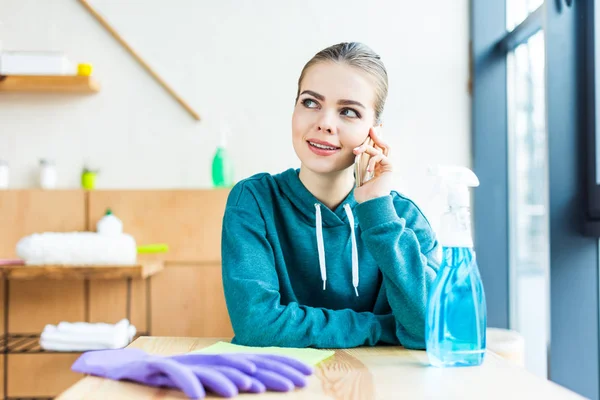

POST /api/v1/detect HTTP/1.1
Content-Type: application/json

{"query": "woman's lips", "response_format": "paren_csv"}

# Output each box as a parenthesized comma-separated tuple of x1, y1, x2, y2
(307, 140, 341, 156)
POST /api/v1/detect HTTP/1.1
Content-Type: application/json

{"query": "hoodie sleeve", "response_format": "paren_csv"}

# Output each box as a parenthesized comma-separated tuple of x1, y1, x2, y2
(221, 183, 395, 349)
(355, 193, 441, 349)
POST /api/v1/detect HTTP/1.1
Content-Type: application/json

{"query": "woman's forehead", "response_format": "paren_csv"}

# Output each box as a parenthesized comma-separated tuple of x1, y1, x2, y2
(301, 62, 376, 105)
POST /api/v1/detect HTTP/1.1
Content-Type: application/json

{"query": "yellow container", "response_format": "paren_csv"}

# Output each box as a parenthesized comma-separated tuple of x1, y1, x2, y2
(81, 169, 98, 190)
(77, 63, 93, 76)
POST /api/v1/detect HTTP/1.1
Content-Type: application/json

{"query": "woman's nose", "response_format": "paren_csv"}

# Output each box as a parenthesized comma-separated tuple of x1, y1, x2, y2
(317, 115, 335, 134)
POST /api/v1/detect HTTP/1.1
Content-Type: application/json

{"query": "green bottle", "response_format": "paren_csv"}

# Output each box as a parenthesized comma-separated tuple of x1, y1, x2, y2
(211, 127, 234, 188)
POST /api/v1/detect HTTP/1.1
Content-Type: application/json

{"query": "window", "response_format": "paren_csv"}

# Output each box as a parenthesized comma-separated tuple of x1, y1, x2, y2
(474, 0, 600, 397)
(507, 29, 549, 378)
(473, 0, 550, 381)
(506, 0, 544, 30)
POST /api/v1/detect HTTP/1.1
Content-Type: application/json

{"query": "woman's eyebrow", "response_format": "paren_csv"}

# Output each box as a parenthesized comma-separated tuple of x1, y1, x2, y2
(338, 99, 365, 109)
(300, 90, 324, 100)
(300, 90, 365, 109)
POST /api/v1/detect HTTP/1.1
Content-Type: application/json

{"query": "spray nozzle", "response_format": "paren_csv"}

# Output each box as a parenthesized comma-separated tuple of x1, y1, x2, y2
(428, 165, 479, 209)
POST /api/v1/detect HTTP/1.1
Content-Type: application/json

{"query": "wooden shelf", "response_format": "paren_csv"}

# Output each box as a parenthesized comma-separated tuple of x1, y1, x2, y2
(0, 261, 163, 280)
(0, 75, 100, 93)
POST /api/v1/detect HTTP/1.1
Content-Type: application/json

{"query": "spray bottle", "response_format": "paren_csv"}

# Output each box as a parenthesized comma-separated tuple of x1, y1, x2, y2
(96, 208, 123, 236)
(211, 124, 234, 188)
(425, 165, 487, 367)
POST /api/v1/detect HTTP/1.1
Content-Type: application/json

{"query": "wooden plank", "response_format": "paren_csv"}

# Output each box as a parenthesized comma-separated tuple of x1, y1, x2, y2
(0, 261, 164, 280)
(0, 190, 87, 259)
(57, 337, 585, 400)
(89, 278, 147, 333)
(8, 354, 81, 397)
(0, 190, 88, 397)
(0, 75, 100, 93)
(87, 190, 229, 263)
(9, 280, 85, 333)
(0, 355, 3, 397)
(150, 263, 233, 337)
(0, 189, 89, 333)
(0, 277, 4, 338)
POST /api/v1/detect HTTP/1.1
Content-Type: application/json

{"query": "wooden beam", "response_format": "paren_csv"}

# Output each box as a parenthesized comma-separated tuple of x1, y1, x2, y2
(78, 0, 201, 121)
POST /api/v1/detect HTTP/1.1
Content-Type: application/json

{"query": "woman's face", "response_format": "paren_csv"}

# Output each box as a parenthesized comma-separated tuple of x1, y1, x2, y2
(292, 62, 378, 175)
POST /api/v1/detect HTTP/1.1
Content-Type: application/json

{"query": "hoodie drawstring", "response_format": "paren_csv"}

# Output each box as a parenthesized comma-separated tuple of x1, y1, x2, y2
(343, 204, 360, 297)
(314, 203, 360, 297)
(315, 204, 327, 290)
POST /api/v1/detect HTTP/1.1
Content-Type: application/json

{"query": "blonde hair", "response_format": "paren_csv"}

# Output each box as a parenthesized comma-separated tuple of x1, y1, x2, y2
(296, 42, 388, 124)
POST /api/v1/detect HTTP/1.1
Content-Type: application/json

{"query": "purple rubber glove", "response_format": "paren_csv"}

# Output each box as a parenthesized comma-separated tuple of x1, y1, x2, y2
(169, 353, 314, 393)
(72, 348, 239, 399)
(72, 348, 314, 399)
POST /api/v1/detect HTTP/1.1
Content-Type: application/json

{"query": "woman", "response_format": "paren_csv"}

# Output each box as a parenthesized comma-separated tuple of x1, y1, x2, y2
(221, 42, 440, 349)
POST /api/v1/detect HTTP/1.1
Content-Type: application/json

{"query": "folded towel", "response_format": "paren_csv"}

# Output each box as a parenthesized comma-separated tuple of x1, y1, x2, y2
(42, 320, 135, 346)
(40, 319, 136, 352)
(39, 340, 123, 352)
(16, 232, 137, 265)
(56, 318, 134, 335)
(0, 258, 24, 266)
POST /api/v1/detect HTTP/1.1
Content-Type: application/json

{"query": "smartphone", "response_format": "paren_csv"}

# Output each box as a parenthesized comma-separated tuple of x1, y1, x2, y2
(354, 136, 374, 188)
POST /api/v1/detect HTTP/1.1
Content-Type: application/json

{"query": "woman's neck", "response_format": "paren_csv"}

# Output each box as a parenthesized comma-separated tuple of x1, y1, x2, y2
(299, 165, 355, 210)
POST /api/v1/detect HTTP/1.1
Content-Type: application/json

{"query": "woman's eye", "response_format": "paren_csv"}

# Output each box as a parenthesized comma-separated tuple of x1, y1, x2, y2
(302, 99, 318, 108)
(341, 108, 360, 118)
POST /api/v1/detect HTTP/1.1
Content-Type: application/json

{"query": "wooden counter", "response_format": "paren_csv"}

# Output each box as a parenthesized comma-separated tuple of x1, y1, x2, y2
(57, 337, 584, 400)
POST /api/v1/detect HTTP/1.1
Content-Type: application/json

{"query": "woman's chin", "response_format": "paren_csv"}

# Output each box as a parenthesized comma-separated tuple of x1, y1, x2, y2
(293, 144, 353, 175)
(300, 158, 352, 176)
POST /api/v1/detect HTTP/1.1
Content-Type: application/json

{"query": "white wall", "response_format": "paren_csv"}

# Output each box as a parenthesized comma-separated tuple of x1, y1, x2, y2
(0, 0, 470, 214)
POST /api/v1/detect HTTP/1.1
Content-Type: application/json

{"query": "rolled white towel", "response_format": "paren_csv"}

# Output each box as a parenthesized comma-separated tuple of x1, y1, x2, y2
(16, 232, 137, 265)
(39, 340, 121, 352)
(40, 319, 136, 352)
(57, 318, 134, 335)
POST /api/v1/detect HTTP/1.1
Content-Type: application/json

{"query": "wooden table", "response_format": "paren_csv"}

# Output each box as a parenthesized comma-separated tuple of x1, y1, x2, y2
(57, 337, 583, 400)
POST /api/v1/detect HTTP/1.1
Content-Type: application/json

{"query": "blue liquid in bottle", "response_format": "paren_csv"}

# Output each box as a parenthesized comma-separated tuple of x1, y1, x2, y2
(426, 246, 487, 367)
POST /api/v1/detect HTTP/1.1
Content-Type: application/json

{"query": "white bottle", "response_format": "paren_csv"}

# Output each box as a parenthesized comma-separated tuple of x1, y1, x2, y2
(97, 208, 124, 236)
(39, 159, 57, 189)
(0, 160, 8, 189)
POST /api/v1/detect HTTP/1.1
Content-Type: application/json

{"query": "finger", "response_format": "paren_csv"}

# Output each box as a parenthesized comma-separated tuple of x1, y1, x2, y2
(247, 356, 309, 388)
(149, 359, 206, 399)
(212, 366, 253, 391)
(367, 154, 386, 173)
(218, 355, 258, 374)
(190, 365, 239, 398)
(257, 355, 313, 376)
(171, 354, 256, 375)
(148, 373, 183, 391)
(369, 127, 390, 156)
(353, 145, 367, 155)
(246, 376, 267, 393)
(252, 369, 295, 392)
(354, 145, 382, 157)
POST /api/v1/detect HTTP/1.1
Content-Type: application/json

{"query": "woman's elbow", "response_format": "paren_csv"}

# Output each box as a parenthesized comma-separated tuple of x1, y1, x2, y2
(230, 315, 280, 347)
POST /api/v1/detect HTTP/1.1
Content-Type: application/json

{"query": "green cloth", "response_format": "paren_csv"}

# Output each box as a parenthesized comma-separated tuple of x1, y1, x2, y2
(193, 341, 335, 366)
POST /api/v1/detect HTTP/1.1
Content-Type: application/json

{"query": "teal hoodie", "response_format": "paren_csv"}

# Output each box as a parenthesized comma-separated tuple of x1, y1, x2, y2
(221, 168, 440, 349)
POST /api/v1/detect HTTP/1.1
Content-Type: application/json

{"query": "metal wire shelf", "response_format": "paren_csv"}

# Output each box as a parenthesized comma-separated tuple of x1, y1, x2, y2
(0, 333, 148, 354)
